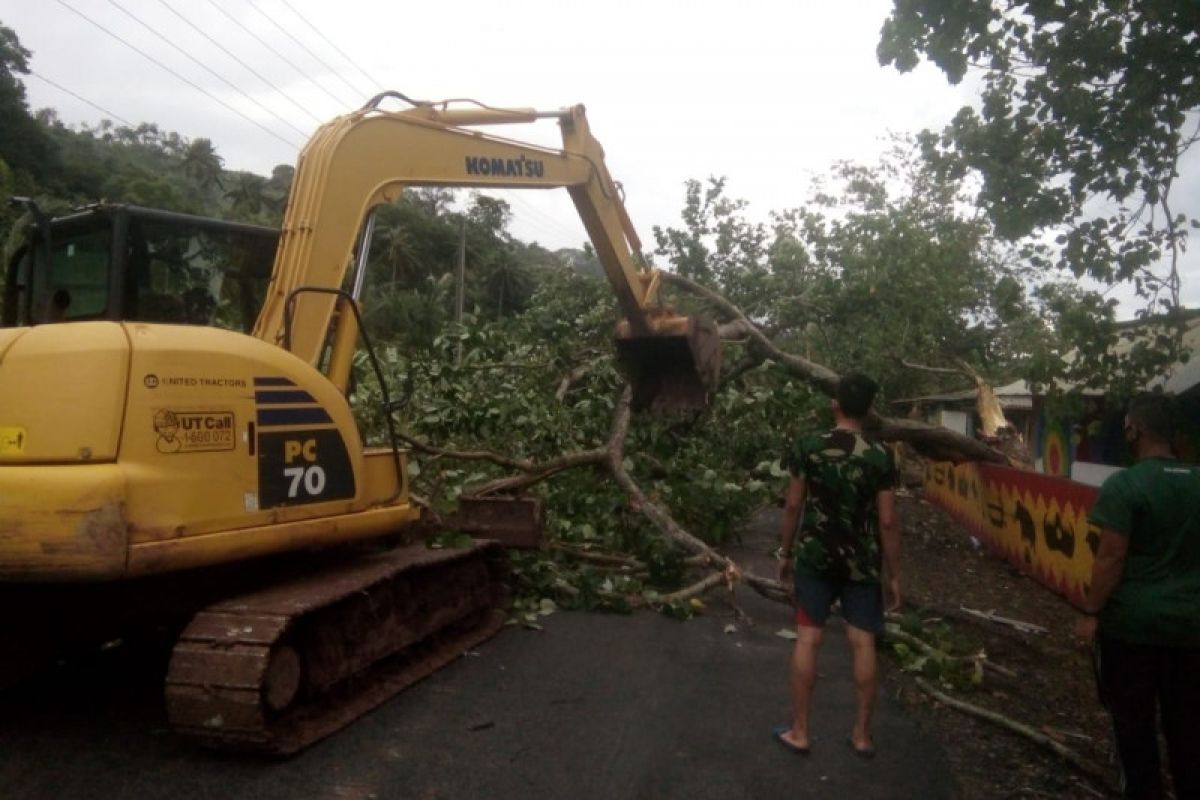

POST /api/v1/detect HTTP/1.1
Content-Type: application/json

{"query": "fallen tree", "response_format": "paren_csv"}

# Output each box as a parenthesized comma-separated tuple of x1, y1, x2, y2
(658, 272, 1007, 465)
(397, 274, 1005, 611)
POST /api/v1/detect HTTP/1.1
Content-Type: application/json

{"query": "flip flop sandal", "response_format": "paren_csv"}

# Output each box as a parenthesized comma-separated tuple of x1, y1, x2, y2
(847, 736, 876, 759)
(771, 725, 811, 756)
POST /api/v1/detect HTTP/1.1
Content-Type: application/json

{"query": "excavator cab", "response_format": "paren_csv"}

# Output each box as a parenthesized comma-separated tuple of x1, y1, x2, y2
(3, 202, 278, 332)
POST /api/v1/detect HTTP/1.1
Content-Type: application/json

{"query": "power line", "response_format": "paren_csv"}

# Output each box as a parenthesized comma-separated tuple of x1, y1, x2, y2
(27, 70, 134, 127)
(490, 189, 587, 246)
(276, 0, 383, 94)
(53, 0, 302, 151)
(245, 0, 368, 103)
(206, 0, 354, 111)
(105, 0, 311, 141)
(154, 0, 324, 127)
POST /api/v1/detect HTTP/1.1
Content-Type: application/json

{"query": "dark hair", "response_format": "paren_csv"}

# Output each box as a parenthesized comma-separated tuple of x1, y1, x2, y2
(836, 371, 879, 419)
(1127, 392, 1178, 443)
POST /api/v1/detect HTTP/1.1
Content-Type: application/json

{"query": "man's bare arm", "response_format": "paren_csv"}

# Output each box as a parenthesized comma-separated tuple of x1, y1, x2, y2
(779, 476, 806, 558)
(877, 489, 901, 610)
(1082, 529, 1129, 614)
(778, 476, 806, 587)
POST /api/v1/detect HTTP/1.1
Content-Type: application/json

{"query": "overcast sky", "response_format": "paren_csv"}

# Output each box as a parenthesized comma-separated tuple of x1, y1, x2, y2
(3, 0, 1196, 309)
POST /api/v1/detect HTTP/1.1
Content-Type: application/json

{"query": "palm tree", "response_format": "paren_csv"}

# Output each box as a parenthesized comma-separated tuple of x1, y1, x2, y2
(183, 138, 224, 190)
(225, 173, 267, 217)
(483, 254, 532, 318)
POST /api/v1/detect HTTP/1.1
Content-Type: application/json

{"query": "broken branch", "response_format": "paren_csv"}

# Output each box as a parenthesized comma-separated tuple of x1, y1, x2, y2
(958, 606, 1048, 635)
(884, 623, 1018, 680)
(915, 678, 1111, 789)
(468, 449, 607, 497)
(900, 359, 969, 376)
(396, 432, 537, 472)
(549, 542, 645, 569)
(656, 571, 728, 605)
(555, 357, 604, 402)
(661, 272, 1005, 464)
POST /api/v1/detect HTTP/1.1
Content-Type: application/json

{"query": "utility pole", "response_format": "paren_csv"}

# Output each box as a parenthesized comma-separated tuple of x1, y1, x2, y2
(455, 216, 466, 365)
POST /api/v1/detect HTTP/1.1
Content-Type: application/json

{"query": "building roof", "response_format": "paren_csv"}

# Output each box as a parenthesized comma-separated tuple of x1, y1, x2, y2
(891, 381, 1036, 410)
(1146, 315, 1200, 395)
(893, 313, 1200, 408)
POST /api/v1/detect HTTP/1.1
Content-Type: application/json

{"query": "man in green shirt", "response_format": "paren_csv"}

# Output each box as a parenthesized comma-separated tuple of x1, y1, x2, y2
(774, 372, 901, 758)
(1078, 393, 1200, 799)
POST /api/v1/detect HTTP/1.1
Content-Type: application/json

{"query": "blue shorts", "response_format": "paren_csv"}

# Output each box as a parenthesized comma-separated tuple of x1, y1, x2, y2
(793, 573, 883, 634)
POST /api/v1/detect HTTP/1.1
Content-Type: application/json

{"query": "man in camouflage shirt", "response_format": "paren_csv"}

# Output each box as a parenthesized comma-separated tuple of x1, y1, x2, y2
(773, 372, 900, 758)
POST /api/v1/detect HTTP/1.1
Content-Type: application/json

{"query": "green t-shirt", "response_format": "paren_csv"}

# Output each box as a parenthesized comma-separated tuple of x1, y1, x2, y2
(1087, 457, 1200, 647)
(785, 428, 896, 583)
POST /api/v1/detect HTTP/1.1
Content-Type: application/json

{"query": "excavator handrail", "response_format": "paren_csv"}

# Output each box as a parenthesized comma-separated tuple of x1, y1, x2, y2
(361, 91, 568, 123)
(283, 285, 404, 503)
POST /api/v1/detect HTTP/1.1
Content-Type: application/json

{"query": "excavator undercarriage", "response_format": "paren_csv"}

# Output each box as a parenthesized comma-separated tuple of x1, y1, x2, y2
(165, 541, 510, 754)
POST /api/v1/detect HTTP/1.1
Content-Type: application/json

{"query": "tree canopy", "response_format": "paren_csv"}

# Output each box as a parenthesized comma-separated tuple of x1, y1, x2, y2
(653, 139, 1052, 402)
(2, 14, 1193, 612)
(879, 0, 1199, 391)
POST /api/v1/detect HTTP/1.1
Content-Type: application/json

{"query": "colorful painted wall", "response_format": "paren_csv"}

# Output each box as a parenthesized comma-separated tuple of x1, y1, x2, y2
(923, 462, 1100, 607)
(1035, 396, 1200, 476)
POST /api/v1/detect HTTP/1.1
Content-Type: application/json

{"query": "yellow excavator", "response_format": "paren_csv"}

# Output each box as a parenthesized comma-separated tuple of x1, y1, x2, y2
(0, 94, 720, 754)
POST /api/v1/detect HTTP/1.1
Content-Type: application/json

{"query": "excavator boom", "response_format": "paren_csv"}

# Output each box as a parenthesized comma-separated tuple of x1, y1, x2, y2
(254, 96, 720, 411)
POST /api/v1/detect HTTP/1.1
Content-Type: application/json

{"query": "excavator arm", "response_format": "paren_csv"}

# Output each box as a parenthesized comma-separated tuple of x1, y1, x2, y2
(252, 96, 720, 411)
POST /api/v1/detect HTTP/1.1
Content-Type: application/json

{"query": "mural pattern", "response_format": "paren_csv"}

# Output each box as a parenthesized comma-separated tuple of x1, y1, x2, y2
(924, 462, 1100, 607)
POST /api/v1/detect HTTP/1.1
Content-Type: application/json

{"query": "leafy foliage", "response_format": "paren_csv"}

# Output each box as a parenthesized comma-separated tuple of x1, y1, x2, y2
(350, 260, 814, 614)
(886, 610, 985, 691)
(654, 141, 1055, 402)
(0, 23, 53, 196)
(4, 13, 1193, 621)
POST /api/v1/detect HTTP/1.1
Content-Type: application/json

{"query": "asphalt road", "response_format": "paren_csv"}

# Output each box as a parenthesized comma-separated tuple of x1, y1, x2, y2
(0, 573, 954, 800)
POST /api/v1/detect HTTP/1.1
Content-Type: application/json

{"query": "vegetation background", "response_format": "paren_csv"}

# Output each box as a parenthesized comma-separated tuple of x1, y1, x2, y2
(2, 2, 1197, 614)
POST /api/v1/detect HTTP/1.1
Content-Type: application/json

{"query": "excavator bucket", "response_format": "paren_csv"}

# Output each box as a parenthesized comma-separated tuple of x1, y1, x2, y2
(614, 315, 722, 412)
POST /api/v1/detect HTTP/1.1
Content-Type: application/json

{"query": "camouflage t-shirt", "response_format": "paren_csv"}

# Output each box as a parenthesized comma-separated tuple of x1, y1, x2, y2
(785, 428, 896, 583)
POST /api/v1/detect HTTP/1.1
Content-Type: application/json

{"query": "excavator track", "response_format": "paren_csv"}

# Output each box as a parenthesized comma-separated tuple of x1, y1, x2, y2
(164, 542, 510, 755)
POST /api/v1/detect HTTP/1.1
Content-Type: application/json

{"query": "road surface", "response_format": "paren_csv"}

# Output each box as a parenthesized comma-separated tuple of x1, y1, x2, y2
(0, 521, 954, 799)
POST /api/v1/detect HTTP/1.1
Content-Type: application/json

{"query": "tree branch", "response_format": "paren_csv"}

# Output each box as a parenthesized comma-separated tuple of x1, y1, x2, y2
(656, 571, 728, 605)
(406, 380, 793, 605)
(396, 431, 536, 472)
(872, 418, 1004, 463)
(660, 271, 841, 395)
(663, 272, 1006, 463)
(549, 542, 645, 569)
(555, 357, 604, 402)
(900, 359, 968, 376)
(720, 351, 767, 387)
(467, 448, 608, 497)
(884, 623, 1018, 680)
(915, 678, 1111, 789)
